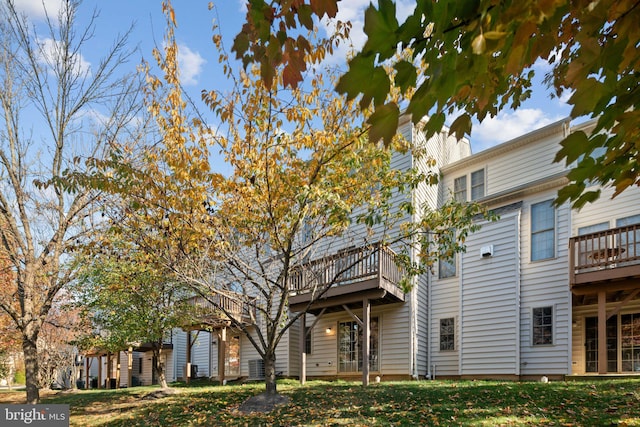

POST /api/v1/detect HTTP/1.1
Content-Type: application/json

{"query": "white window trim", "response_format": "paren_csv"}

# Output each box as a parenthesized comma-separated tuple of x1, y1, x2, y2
(530, 199, 557, 262)
(531, 305, 555, 347)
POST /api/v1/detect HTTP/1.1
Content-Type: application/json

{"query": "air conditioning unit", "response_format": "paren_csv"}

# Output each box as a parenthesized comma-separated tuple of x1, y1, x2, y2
(248, 359, 265, 380)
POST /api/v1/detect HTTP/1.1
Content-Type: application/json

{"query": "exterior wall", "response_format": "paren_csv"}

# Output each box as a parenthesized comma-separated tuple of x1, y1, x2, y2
(518, 191, 572, 376)
(303, 302, 412, 379)
(460, 212, 520, 376)
(191, 331, 211, 378)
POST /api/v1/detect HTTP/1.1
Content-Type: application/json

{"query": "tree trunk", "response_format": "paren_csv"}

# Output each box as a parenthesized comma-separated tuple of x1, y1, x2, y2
(22, 333, 40, 404)
(153, 347, 168, 389)
(264, 351, 277, 396)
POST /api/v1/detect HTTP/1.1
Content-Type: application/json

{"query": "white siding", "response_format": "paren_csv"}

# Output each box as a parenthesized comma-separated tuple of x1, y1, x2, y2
(519, 191, 572, 375)
(191, 331, 211, 378)
(460, 213, 520, 375)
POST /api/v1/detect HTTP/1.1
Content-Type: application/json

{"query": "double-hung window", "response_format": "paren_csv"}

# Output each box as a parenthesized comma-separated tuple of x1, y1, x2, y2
(531, 200, 555, 261)
(453, 168, 485, 202)
(440, 318, 455, 351)
(454, 176, 467, 202)
(532, 306, 553, 345)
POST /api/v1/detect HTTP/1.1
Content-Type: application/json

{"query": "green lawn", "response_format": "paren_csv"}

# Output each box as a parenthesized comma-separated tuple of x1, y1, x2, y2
(2, 378, 639, 426)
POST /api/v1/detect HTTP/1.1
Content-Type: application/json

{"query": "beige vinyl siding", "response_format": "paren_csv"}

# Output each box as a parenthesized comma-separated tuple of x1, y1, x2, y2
(430, 273, 460, 376)
(571, 300, 640, 374)
(460, 213, 520, 375)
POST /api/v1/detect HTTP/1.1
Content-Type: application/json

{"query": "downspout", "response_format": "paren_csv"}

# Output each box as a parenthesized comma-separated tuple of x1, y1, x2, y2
(427, 266, 432, 379)
(515, 211, 522, 377)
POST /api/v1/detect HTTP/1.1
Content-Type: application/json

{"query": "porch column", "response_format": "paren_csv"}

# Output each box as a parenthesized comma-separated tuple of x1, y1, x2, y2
(127, 347, 133, 387)
(218, 327, 226, 385)
(85, 357, 90, 390)
(186, 331, 192, 384)
(362, 298, 370, 386)
(300, 315, 306, 385)
(106, 352, 111, 389)
(97, 355, 102, 389)
(598, 291, 607, 374)
(116, 351, 121, 389)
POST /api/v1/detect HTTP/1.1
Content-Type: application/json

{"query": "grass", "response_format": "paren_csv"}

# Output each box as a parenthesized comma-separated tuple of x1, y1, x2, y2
(1, 378, 639, 426)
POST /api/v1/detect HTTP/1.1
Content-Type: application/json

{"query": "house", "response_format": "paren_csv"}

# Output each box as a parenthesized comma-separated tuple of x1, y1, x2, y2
(431, 118, 640, 379)
(97, 115, 639, 385)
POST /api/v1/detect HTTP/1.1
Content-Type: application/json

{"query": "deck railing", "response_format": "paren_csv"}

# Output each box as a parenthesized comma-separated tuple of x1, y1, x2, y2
(288, 243, 404, 294)
(186, 293, 255, 324)
(569, 223, 640, 277)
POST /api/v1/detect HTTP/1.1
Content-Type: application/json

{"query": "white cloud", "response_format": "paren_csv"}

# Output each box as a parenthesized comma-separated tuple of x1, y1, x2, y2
(319, 0, 415, 66)
(38, 37, 91, 76)
(178, 43, 206, 86)
(470, 109, 563, 152)
(13, 0, 63, 20)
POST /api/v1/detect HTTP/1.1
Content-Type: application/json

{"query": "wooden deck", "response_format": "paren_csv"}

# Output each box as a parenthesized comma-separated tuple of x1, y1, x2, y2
(183, 293, 255, 330)
(288, 243, 406, 314)
(569, 223, 640, 294)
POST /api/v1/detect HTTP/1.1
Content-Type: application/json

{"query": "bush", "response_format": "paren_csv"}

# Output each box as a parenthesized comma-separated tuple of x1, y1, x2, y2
(14, 369, 25, 385)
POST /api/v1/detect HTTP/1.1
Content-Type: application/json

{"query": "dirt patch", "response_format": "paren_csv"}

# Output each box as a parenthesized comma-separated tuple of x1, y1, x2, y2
(141, 388, 180, 400)
(237, 392, 289, 414)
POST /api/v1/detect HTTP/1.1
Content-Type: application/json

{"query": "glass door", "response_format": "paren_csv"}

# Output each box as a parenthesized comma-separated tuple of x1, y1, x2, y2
(585, 316, 618, 372)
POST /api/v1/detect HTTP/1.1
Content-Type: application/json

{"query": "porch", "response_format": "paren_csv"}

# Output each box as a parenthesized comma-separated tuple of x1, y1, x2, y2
(288, 243, 406, 386)
(183, 293, 255, 384)
(569, 224, 640, 374)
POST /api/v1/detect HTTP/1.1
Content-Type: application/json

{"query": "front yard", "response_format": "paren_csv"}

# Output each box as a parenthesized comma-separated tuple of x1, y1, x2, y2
(1, 378, 639, 426)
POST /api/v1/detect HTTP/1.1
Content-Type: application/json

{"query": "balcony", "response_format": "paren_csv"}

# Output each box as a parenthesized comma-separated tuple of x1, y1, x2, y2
(183, 293, 255, 331)
(288, 243, 406, 314)
(569, 224, 640, 294)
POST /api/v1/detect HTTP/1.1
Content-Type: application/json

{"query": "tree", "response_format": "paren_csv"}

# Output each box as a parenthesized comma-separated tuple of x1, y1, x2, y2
(101, 2, 488, 404)
(72, 240, 192, 390)
(233, 0, 640, 208)
(0, 0, 142, 403)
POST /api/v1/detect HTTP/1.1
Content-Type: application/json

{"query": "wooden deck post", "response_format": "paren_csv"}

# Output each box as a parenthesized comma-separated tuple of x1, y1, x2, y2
(598, 291, 607, 374)
(186, 331, 192, 384)
(300, 315, 306, 385)
(97, 355, 102, 389)
(127, 347, 133, 387)
(363, 297, 370, 386)
(218, 327, 226, 385)
(116, 351, 121, 389)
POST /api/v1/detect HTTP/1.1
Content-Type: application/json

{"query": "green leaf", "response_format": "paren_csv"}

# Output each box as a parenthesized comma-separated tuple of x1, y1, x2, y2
(554, 131, 589, 165)
(449, 114, 472, 140)
(367, 102, 400, 145)
(362, 0, 399, 61)
(393, 60, 417, 94)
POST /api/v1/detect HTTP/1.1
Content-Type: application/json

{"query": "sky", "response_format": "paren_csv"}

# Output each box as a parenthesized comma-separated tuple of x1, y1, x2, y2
(15, 0, 572, 154)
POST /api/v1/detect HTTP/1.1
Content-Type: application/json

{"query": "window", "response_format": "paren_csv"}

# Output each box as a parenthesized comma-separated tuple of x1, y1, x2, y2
(620, 313, 640, 372)
(532, 306, 553, 345)
(439, 255, 456, 279)
(305, 326, 312, 354)
(440, 318, 455, 351)
(453, 169, 485, 202)
(454, 176, 467, 202)
(338, 317, 379, 372)
(470, 169, 485, 200)
(531, 200, 555, 261)
(617, 215, 640, 259)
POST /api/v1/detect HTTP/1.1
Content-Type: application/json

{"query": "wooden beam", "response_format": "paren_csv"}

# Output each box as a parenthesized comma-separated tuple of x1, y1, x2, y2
(299, 314, 306, 385)
(218, 327, 226, 385)
(598, 291, 607, 374)
(127, 347, 133, 388)
(607, 289, 640, 320)
(362, 298, 370, 386)
(342, 304, 363, 327)
(186, 331, 192, 384)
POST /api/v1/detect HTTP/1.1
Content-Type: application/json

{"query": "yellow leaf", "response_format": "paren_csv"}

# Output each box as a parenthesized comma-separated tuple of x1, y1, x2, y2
(471, 34, 486, 55)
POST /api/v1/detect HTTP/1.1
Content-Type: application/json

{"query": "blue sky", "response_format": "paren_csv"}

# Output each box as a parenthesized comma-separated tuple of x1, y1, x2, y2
(17, 0, 572, 154)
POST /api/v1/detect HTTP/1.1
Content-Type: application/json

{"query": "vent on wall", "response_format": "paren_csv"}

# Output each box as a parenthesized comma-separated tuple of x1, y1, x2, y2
(480, 245, 494, 258)
(248, 359, 265, 380)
